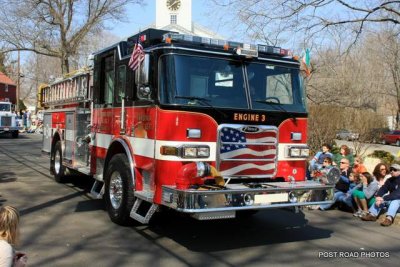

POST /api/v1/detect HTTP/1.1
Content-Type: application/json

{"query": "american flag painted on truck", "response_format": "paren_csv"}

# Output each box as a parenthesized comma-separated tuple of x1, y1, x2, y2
(218, 125, 278, 177)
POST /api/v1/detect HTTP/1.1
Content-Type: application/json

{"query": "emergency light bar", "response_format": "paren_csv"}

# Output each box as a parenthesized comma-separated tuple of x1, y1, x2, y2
(162, 32, 291, 58)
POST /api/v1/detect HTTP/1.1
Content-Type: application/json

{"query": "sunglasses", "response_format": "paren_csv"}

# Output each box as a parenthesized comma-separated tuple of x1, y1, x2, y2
(340, 162, 347, 164)
(389, 168, 398, 172)
(380, 168, 387, 171)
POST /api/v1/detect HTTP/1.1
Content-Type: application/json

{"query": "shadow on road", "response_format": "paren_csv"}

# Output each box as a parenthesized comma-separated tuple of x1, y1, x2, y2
(0, 171, 17, 183)
(138, 208, 333, 252)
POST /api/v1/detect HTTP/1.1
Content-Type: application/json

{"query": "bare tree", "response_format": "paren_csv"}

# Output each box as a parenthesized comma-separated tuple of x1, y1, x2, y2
(376, 29, 400, 128)
(0, 0, 143, 74)
(209, 0, 400, 46)
(0, 51, 10, 74)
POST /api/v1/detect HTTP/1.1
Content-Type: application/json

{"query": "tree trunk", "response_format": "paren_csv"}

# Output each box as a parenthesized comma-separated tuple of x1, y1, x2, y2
(61, 53, 70, 74)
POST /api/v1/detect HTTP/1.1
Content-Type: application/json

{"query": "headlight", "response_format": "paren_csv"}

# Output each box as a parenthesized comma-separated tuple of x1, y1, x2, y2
(160, 145, 210, 158)
(182, 145, 210, 158)
(289, 148, 301, 157)
(183, 147, 197, 158)
(288, 146, 309, 158)
(300, 148, 310, 157)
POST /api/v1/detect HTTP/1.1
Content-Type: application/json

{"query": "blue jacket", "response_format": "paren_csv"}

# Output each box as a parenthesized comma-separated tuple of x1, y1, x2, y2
(377, 175, 400, 201)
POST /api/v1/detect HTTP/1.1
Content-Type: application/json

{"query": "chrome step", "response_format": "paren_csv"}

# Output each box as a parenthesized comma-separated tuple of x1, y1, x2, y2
(90, 180, 104, 199)
(130, 198, 158, 224)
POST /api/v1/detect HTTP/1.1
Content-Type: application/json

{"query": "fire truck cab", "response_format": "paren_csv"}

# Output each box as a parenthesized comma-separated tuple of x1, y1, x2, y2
(41, 29, 338, 225)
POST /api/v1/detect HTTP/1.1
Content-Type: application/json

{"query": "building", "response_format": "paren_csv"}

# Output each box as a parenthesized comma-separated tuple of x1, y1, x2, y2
(0, 71, 16, 104)
(154, 0, 222, 38)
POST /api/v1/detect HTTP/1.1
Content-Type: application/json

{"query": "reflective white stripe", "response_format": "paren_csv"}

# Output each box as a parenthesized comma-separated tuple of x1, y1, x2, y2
(278, 143, 308, 161)
(93, 133, 113, 148)
(90, 134, 306, 162)
(127, 137, 155, 158)
(92, 134, 216, 162)
(71, 132, 306, 162)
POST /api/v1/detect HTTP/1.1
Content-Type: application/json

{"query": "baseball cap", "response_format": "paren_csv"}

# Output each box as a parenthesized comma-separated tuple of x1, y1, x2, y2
(389, 163, 400, 171)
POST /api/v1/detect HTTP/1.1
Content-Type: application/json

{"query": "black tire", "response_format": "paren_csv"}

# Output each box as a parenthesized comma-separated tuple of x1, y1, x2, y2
(104, 154, 136, 226)
(11, 131, 18, 138)
(51, 141, 66, 183)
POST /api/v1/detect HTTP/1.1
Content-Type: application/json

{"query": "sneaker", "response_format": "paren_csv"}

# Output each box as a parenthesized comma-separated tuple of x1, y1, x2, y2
(361, 213, 377, 221)
(380, 216, 393, 227)
(353, 210, 362, 217)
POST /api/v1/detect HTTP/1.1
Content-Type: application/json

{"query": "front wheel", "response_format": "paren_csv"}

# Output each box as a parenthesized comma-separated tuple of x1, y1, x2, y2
(104, 154, 136, 226)
(11, 131, 18, 138)
(51, 141, 66, 183)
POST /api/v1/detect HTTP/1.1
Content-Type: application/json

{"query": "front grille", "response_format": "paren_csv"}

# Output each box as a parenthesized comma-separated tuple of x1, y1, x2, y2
(1, 116, 12, 127)
(217, 124, 278, 178)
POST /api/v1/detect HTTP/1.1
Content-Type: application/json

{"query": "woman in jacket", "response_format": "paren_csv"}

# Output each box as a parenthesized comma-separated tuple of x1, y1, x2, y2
(353, 172, 379, 217)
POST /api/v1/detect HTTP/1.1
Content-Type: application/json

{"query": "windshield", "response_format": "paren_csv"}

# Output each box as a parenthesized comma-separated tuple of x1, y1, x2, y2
(0, 103, 11, 112)
(159, 54, 306, 112)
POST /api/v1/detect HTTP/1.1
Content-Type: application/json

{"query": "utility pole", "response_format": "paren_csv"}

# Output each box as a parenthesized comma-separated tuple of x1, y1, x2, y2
(16, 50, 20, 112)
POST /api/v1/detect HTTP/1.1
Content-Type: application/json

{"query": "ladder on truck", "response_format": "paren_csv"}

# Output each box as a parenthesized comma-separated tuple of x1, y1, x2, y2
(40, 68, 92, 106)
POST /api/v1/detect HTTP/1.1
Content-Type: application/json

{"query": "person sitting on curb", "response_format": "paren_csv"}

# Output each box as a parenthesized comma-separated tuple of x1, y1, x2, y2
(319, 158, 355, 210)
(361, 163, 400, 226)
(352, 172, 379, 217)
(309, 143, 333, 172)
(308, 157, 334, 209)
(352, 156, 367, 175)
(333, 144, 354, 167)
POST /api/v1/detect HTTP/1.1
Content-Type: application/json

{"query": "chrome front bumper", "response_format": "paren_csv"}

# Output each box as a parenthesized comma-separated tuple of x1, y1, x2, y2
(0, 126, 20, 132)
(162, 181, 333, 214)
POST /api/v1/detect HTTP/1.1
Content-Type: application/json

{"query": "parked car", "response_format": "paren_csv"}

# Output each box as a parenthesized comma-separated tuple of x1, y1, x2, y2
(365, 127, 390, 143)
(336, 129, 360, 141)
(381, 130, 400, 146)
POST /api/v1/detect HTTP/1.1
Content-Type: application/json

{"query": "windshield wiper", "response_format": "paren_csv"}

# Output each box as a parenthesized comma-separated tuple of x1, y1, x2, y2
(174, 95, 227, 118)
(175, 95, 210, 103)
(254, 98, 297, 122)
(254, 97, 281, 104)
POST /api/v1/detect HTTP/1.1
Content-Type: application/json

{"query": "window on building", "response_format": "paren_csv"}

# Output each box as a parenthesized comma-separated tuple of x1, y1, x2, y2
(5, 84, 8, 92)
(170, 14, 177, 24)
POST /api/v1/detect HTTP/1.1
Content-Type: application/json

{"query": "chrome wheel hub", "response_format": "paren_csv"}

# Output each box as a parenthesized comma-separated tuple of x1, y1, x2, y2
(54, 150, 61, 174)
(109, 172, 123, 209)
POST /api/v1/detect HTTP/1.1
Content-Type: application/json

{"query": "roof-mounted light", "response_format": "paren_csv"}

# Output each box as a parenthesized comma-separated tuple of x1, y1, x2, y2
(258, 45, 292, 57)
(162, 33, 291, 58)
(139, 34, 147, 43)
(236, 43, 258, 58)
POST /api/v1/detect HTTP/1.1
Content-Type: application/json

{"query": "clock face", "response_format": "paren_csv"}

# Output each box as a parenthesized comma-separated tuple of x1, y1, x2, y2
(167, 0, 181, 11)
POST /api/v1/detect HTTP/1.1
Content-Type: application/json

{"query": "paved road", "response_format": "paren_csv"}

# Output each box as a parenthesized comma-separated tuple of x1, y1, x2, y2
(1, 134, 400, 267)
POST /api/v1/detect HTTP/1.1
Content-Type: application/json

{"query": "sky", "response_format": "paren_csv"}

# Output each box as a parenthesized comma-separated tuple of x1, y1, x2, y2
(109, 0, 223, 40)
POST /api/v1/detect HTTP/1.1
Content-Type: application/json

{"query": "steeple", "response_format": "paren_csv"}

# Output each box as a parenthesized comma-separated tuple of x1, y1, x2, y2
(154, 0, 222, 38)
(155, 0, 192, 32)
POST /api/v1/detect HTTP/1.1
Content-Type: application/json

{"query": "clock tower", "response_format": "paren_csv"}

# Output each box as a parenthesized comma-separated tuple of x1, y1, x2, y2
(156, 0, 192, 32)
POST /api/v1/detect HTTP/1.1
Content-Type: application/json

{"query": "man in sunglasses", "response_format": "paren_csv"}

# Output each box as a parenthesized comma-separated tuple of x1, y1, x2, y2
(361, 163, 400, 226)
(319, 158, 354, 210)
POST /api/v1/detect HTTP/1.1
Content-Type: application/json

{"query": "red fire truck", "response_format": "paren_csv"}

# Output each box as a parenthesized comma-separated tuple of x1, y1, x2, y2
(40, 29, 337, 225)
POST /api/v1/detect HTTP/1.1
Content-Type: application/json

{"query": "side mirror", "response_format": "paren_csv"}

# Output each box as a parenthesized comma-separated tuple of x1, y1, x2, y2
(136, 54, 152, 100)
(138, 86, 151, 99)
(136, 54, 150, 85)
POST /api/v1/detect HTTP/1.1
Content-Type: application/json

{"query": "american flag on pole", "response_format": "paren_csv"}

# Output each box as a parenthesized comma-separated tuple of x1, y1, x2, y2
(128, 42, 144, 71)
(218, 127, 277, 176)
